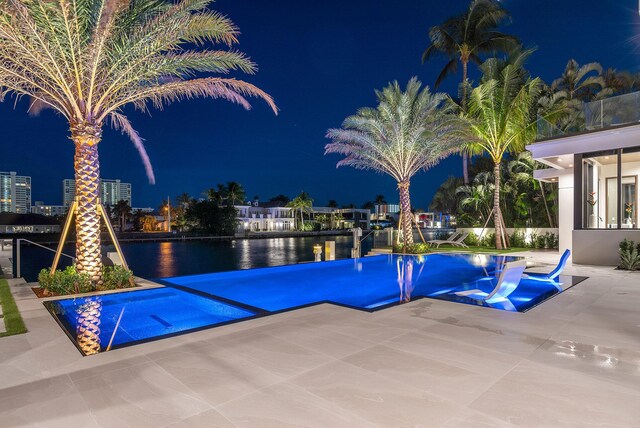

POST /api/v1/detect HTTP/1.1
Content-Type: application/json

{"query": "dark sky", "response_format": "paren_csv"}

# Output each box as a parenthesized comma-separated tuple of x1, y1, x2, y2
(1, 0, 639, 209)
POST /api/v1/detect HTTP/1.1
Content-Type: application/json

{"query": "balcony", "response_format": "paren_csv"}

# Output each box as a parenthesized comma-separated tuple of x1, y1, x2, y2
(536, 91, 640, 141)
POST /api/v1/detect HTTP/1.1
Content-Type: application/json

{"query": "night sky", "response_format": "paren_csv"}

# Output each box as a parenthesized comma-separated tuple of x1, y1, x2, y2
(1, 0, 639, 209)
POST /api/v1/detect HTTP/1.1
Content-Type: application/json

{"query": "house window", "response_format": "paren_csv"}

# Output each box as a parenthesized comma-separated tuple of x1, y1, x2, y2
(580, 147, 640, 229)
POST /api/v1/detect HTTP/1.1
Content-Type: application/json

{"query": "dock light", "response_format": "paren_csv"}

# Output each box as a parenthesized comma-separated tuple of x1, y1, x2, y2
(313, 244, 323, 262)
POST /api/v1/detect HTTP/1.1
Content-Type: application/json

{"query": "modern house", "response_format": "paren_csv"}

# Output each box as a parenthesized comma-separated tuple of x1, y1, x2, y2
(528, 91, 640, 265)
(0, 212, 61, 234)
(235, 204, 295, 232)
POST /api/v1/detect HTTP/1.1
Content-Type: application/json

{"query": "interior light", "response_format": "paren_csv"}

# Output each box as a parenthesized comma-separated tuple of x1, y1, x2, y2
(557, 157, 562, 162)
(569, 164, 573, 167)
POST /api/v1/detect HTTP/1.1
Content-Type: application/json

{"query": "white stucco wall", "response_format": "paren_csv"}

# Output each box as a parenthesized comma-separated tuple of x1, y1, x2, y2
(558, 166, 574, 256)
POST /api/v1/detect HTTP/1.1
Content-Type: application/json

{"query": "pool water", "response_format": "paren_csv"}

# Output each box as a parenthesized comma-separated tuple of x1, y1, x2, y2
(46, 253, 584, 355)
(45, 287, 258, 355)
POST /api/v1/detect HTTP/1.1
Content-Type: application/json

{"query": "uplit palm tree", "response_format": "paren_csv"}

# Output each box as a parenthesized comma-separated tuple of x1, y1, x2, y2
(326, 78, 466, 248)
(466, 52, 541, 248)
(422, 0, 519, 184)
(0, 0, 276, 284)
(287, 191, 313, 230)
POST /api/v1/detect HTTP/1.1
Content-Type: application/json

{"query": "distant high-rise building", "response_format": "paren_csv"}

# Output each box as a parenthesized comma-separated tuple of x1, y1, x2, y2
(31, 201, 67, 217)
(0, 171, 32, 214)
(63, 178, 132, 207)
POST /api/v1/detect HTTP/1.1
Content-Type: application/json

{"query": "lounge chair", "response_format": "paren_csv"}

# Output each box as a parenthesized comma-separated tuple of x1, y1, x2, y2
(454, 259, 527, 303)
(427, 231, 460, 246)
(522, 249, 571, 282)
(428, 232, 469, 248)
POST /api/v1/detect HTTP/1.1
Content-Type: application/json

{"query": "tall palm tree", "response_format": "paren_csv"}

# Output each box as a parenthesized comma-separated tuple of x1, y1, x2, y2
(224, 181, 245, 206)
(551, 59, 606, 102)
(466, 52, 541, 249)
(374, 194, 386, 205)
(326, 78, 466, 248)
(508, 151, 555, 228)
(177, 192, 191, 209)
(0, 0, 276, 284)
(287, 191, 313, 230)
(112, 199, 132, 232)
(422, 0, 519, 184)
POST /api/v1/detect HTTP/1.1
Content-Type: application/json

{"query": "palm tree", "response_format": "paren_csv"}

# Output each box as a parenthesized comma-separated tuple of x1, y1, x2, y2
(141, 215, 158, 232)
(326, 78, 466, 248)
(551, 59, 606, 102)
(224, 181, 246, 206)
(429, 176, 462, 214)
(287, 191, 313, 230)
(327, 199, 338, 208)
(112, 199, 132, 232)
(466, 52, 541, 249)
(422, 0, 519, 184)
(508, 151, 556, 228)
(177, 192, 191, 210)
(456, 172, 494, 225)
(374, 195, 387, 205)
(0, 0, 276, 284)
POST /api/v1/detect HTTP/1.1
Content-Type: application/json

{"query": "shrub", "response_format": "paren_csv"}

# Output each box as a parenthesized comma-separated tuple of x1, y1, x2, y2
(544, 232, 559, 249)
(38, 266, 92, 295)
(479, 232, 495, 247)
(463, 232, 480, 246)
(620, 247, 640, 270)
(619, 239, 640, 270)
(38, 265, 134, 295)
(101, 265, 133, 290)
(509, 231, 527, 248)
(393, 242, 430, 254)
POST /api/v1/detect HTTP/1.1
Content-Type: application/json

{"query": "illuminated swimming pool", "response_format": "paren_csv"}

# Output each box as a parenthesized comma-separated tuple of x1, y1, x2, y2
(46, 253, 585, 355)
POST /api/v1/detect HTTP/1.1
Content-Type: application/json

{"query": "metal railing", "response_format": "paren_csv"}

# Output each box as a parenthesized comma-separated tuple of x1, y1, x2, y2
(12, 239, 75, 279)
(537, 91, 640, 141)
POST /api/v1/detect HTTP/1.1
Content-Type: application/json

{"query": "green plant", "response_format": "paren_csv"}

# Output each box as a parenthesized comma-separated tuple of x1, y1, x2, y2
(619, 238, 635, 253)
(463, 232, 480, 246)
(393, 242, 430, 254)
(479, 232, 495, 247)
(509, 231, 527, 248)
(38, 266, 93, 295)
(533, 234, 546, 249)
(101, 266, 134, 291)
(620, 247, 640, 270)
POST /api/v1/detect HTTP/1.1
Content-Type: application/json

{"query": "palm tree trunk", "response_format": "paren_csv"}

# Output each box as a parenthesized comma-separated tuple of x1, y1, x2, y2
(398, 180, 414, 247)
(540, 183, 554, 228)
(71, 123, 103, 285)
(493, 162, 503, 249)
(76, 297, 102, 355)
(461, 58, 470, 185)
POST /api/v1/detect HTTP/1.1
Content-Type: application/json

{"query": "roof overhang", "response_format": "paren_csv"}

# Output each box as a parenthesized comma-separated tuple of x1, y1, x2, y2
(527, 123, 640, 163)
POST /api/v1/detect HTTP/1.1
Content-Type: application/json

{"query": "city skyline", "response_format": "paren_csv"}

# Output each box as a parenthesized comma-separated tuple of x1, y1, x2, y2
(1, 0, 639, 208)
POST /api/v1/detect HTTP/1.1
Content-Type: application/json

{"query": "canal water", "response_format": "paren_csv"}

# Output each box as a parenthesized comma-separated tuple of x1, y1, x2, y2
(16, 235, 375, 282)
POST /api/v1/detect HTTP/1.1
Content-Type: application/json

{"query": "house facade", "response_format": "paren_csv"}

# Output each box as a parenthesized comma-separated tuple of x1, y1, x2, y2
(235, 205, 295, 232)
(528, 91, 640, 265)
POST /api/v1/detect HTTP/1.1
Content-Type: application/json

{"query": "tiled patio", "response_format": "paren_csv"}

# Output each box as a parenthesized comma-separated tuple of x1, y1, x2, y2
(1, 251, 639, 427)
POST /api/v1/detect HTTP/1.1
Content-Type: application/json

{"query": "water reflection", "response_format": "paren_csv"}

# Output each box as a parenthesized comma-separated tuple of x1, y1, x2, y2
(76, 297, 102, 355)
(396, 256, 425, 303)
(157, 242, 177, 277)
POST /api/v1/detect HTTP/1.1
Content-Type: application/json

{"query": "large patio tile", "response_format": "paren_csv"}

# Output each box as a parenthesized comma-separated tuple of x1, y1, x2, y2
(290, 360, 460, 427)
(71, 361, 212, 428)
(206, 332, 335, 379)
(385, 331, 522, 377)
(440, 408, 518, 428)
(469, 360, 640, 427)
(217, 382, 375, 427)
(154, 346, 283, 407)
(341, 344, 500, 406)
(526, 337, 640, 390)
(419, 314, 547, 357)
(163, 409, 236, 428)
(0, 374, 97, 428)
(311, 316, 409, 344)
(261, 321, 377, 359)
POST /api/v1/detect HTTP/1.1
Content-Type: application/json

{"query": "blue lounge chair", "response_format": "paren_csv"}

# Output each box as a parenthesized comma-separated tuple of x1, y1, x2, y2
(522, 249, 571, 282)
(454, 260, 527, 303)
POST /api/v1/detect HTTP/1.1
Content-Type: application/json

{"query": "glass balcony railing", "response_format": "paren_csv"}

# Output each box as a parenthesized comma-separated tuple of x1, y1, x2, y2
(536, 91, 640, 141)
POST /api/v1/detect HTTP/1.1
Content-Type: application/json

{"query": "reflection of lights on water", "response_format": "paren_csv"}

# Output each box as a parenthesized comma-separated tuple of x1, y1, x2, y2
(158, 242, 176, 277)
(471, 254, 489, 267)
